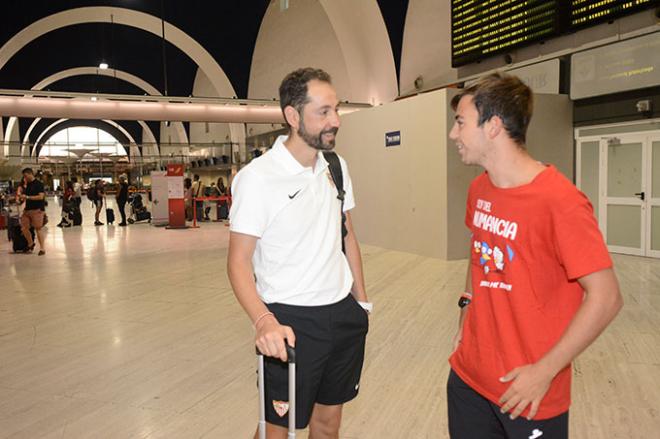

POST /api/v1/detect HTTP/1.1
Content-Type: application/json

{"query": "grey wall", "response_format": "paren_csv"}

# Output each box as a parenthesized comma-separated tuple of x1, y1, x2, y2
(527, 94, 575, 181)
(336, 90, 574, 260)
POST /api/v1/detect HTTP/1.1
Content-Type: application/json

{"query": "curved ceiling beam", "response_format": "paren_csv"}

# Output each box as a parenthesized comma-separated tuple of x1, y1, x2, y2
(7, 66, 194, 152)
(21, 116, 153, 159)
(0, 95, 285, 123)
(0, 6, 244, 145)
(32, 119, 137, 158)
(34, 119, 131, 158)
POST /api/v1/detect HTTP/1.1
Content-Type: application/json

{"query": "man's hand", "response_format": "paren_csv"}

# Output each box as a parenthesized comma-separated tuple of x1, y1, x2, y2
(498, 364, 554, 420)
(255, 316, 296, 362)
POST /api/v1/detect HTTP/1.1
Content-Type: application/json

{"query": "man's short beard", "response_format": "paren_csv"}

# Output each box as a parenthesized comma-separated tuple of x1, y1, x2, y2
(297, 118, 338, 151)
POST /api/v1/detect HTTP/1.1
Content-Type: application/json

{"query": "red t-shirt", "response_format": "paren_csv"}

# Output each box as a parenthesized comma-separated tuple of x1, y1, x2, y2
(449, 165, 612, 420)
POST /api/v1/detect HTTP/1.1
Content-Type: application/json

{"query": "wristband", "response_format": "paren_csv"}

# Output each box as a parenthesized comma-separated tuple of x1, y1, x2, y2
(358, 301, 373, 314)
(253, 311, 274, 330)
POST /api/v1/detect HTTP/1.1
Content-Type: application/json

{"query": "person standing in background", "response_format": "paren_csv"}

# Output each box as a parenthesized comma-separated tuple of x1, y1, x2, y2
(116, 175, 129, 227)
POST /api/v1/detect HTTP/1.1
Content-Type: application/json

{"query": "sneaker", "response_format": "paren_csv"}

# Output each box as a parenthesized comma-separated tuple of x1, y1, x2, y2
(94, 221, 104, 226)
(38, 250, 45, 256)
(118, 222, 127, 227)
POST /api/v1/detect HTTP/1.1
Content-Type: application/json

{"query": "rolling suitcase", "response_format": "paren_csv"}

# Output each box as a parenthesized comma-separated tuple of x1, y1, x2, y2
(11, 224, 34, 253)
(257, 344, 296, 439)
(106, 208, 115, 224)
(72, 208, 82, 226)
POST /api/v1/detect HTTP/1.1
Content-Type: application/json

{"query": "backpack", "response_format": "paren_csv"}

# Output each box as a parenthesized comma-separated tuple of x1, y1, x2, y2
(323, 151, 348, 253)
(87, 187, 97, 202)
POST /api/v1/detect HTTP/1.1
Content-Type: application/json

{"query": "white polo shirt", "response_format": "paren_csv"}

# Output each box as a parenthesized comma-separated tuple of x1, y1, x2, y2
(229, 135, 355, 306)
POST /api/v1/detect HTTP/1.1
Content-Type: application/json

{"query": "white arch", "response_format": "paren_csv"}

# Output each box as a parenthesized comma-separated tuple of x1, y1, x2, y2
(319, 0, 398, 104)
(7, 66, 191, 151)
(33, 118, 138, 158)
(249, 0, 397, 106)
(0, 6, 244, 151)
(21, 116, 154, 158)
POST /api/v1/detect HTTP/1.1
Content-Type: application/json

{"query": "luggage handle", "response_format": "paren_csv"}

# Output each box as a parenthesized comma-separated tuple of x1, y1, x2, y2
(257, 342, 296, 439)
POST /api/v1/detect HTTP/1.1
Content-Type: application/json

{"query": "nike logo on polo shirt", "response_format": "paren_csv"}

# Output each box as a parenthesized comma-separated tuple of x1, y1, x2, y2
(288, 190, 301, 199)
(528, 429, 543, 439)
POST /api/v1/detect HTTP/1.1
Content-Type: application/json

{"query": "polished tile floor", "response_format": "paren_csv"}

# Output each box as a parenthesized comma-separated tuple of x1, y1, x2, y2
(1, 200, 659, 438)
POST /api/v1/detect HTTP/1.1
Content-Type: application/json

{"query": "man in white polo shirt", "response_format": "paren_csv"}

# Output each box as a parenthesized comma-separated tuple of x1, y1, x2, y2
(228, 68, 370, 438)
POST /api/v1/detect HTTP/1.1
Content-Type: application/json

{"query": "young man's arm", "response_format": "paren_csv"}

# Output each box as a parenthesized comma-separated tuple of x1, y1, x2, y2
(498, 267, 623, 420)
(343, 212, 368, 303)
(452, 259, 472, 353)
(227, 231, 295, 362)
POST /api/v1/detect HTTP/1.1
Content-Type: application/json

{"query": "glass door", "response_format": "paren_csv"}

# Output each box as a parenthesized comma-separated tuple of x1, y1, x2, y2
(601, 134, 646, 256)
(648, 136, 660, 258)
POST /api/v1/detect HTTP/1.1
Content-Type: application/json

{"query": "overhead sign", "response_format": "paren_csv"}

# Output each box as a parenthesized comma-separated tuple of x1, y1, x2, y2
(571, 33, 660, 99)
(385, 131, 401, 147)
(451, 0, 657, 67)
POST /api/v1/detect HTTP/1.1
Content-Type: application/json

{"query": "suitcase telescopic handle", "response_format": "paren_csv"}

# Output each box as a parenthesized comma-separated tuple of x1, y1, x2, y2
(256, 341, 296, 363)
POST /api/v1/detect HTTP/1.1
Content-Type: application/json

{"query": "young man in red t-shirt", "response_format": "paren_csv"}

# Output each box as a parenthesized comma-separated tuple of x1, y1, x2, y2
(447, 73, 623, 438)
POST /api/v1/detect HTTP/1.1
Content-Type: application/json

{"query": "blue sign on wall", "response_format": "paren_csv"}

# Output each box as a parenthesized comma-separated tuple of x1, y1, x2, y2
(385, 131, 401, 147)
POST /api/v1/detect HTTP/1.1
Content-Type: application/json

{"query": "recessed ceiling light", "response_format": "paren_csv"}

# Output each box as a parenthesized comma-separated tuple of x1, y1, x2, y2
(99, 62, 109, 70)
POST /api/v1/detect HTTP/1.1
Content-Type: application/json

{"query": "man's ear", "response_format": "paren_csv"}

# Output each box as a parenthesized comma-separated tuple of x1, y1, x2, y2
(284, 106, 300, 131)
(485, 115, 503, 140)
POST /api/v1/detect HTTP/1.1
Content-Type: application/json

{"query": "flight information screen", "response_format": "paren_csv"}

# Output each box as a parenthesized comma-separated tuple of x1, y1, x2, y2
(571, 0, 657, 29)
(451, 0, 658, 67)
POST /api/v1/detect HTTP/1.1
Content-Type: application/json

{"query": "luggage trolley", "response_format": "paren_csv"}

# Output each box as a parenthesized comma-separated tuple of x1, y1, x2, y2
(257, 344, 296, 439)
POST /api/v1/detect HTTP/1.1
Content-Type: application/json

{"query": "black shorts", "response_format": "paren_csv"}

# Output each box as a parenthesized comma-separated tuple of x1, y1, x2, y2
(447, 369, 568, 439)
(263, 294, 369, 429)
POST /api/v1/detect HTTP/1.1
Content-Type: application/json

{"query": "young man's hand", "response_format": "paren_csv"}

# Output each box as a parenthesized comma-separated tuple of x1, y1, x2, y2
(498, 363, 554, 420)
(255, 316, 296, 362)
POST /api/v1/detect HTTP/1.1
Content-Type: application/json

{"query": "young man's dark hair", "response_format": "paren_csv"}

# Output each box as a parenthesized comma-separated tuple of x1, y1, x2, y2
(279, 68, 332, 129)
(22, 167, 34, 175)
(193, 174, 200, 181)
(451, 72, 533, 145)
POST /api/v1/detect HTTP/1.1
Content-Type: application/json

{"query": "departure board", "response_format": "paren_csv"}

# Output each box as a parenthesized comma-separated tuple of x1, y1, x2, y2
(451, 0, 658, 67)
(571, 0, 658, 30)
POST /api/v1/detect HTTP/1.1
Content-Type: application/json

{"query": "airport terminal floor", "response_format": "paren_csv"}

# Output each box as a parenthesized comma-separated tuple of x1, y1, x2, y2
(1, 200, 659, 438)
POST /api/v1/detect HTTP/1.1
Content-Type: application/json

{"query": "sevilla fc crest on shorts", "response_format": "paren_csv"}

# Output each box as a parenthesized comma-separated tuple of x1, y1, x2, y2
(273, 400, 289, 417)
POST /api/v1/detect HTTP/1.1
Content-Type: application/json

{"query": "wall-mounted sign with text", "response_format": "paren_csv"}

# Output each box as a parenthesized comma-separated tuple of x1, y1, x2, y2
(385, 131, 401, 147)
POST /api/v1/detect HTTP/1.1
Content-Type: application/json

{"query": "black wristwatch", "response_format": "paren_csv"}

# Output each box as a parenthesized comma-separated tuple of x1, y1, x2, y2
(458, 292, 472, 308)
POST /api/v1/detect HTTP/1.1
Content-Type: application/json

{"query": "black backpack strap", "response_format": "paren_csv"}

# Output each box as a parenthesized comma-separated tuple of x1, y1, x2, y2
(323, 151, 348, 253)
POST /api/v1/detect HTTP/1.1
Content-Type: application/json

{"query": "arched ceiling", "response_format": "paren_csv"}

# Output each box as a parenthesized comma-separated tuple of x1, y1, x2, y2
(0, 1, 409, 149)
(34, 119, 132, 157)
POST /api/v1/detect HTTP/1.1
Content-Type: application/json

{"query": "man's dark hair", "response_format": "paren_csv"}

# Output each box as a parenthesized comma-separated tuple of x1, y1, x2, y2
(279, 68, 332, 129)
(71, 176, 78, 183)
(451, 72, 533, 145)
(194, 174, 200, 181)
(21, 167, 34, 175)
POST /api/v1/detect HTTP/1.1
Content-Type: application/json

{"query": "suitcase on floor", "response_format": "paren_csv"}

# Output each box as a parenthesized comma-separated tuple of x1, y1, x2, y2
(11, 224, 34, 253)
(72, 208, 82, 226)
(135, 210, 151, 222)
(106, 208, 115, 224)
(257, 344, 296, 439)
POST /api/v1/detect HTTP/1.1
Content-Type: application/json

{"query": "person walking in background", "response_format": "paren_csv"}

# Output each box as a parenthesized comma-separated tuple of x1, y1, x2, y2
(92, 179, 105, 226)
(18, 168, 46, 255)
(191, 174, 205, 222)
(217, 177, 227, 195)
(57, 180, 74, 228)
(447, 72, 623, 439)
(116, 174, 129, 226)
(184, 177, 193, 221)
